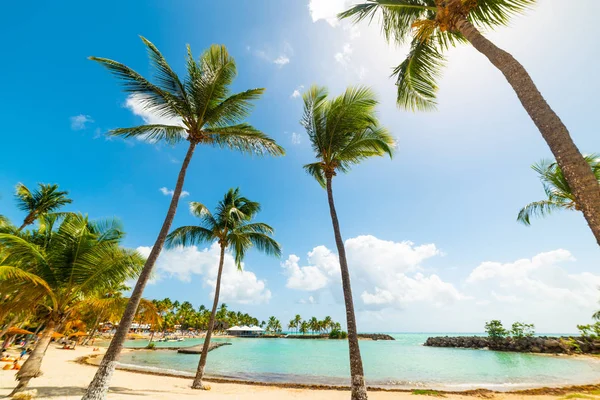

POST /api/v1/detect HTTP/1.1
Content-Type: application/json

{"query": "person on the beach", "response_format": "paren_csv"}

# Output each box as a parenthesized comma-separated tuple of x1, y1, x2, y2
(20, 348, 27, 359)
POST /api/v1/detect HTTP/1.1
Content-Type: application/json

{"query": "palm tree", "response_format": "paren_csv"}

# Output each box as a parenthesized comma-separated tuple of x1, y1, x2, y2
(301, 85, 394, 400)
(309, 317, 319, 334)
(165, 188, 281, 389)
(14, 183, 72, 231)
(83, 38, 284, 400)
(288, 319, 296, 334)
(323, 316, 333, 333)
(293, 314, 302, 334)
(340, 0, 600, 246)
(518, 154, 600, 225)
(300, 321, 309, 335)
(0, 214, 144, 394)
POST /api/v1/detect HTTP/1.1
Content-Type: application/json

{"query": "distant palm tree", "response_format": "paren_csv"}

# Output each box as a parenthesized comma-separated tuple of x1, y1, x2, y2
(83, 38, 284, 400)
(300, 321, 309, 335)
(340, 0, 600, 246)
(14, 183, 72, 231)
(166, 188, 281, 389)
(309, 317, 319, 334)
(518, 155, 600, 225)
(288, 319, 296, 334)
(301, 85, 394, 400)
(0, 214, 144, 394)
(323, 316, 333, 333)
(293, 314, 302, 333)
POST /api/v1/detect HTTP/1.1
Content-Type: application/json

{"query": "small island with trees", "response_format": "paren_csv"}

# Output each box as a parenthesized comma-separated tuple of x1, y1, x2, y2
(425, 320, 600, 354)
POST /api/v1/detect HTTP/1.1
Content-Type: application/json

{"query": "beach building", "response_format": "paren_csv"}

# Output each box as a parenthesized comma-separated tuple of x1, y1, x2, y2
(226, 325, 264, 337)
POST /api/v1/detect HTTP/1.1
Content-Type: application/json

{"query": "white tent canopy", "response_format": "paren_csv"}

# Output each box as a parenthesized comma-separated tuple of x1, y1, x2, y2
(227, 325, 264, 332)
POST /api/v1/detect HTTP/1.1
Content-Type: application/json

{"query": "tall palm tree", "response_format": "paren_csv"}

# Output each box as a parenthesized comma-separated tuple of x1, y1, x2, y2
(83, 38, 284, 400)
(165, 188, 281, 389)
(300, 321, 309, 335)
(340, 0, 600, 246)
(301, 85, 394, 400)
(0, 214, 144, 394)
(14, 183, 72, 231)
(323, 316, 334, 333)
(518, 154, 600, 225)
(293, 314, 302, 334)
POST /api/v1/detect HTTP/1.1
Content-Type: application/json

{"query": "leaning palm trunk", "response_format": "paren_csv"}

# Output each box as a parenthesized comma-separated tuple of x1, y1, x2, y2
(10, 319, 56, 395)
(82, 142, 197, 400)
(192, 244, 226, 389)
(326, 176, 368, 400)
(455, 17, 600, 245)
(82, 313, 103, 346)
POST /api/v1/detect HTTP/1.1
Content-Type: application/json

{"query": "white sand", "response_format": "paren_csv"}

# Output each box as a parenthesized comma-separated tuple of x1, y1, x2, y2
(0, 346, 567, 399)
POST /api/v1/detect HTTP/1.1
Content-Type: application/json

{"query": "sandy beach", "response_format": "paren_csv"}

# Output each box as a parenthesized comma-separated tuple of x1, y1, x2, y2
(0, 345, 590, 400)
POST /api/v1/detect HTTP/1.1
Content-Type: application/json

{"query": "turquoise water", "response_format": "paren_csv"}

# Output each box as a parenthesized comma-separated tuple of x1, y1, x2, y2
(116, 334, 600, 391)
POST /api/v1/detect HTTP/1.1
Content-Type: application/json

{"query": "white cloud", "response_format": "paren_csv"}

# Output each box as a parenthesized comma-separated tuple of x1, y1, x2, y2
(159, 187, 189, 198)
(137, 243, 271, 304)
(299, 295, 317, 304)
(308, 0, 350, 27)
(291, 132, 301, 145)
(283, 235, 463, 309)
(274, 55, 290, 66)
(70, 114, 93, 130)
(291, 85, 304, 99)
(125, 94, 184, 127)
(335, 43, 353, 65)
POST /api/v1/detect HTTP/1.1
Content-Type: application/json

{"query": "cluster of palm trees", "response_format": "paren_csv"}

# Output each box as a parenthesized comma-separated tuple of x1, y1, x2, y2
(151, 300, 260, 334)
(3, 1, 600, 399)
(287, 315, 341, 335)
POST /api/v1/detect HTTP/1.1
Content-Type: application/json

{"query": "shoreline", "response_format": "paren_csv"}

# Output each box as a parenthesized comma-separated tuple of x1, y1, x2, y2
(81, 350, 600, 395)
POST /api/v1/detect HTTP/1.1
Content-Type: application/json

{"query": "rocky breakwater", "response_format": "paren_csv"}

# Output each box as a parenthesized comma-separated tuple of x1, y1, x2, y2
(424, 336, 600, 354)
(357, 334, 395, 341)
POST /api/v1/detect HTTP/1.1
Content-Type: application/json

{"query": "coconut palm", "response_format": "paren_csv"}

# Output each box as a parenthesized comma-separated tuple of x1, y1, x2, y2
(288, 319, 297, 334)
(300, 321, 309, 335)
(293, 314, 302, 333)
(518, 155, 600, 225)
(165, 188, 281, 389)
(340, 0, 600, 245)
(14, 183, 72, 231)
(0, 214, 144, 394)
(301, 85, 394, 400)
(323, 316, 334, 333)
(83, 38, 284, 400)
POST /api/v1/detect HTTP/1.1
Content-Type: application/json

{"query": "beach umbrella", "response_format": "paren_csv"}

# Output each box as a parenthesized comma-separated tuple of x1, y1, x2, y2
(39, 332, 64, 339)
(69, 331, 88, 337)
(5, 327, 34, 336)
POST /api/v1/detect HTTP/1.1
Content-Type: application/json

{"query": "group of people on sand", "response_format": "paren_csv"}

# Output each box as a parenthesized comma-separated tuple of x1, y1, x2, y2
(1, 348, 29, 370)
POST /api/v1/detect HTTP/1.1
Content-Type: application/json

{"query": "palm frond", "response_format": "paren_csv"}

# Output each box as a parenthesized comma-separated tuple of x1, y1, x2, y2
(204, 124, 285, 156)
(303, 162, 327, 188)
(469, 0, 536, 29)
(393, 37, 445, 111)
(0, 266, 53, 293)
(339, 0, 433, 45)
(165, 226, 216, 248)
(110, 124, 186, 145)
(204, 88, 265, 128)
(517, 200, 568, 226)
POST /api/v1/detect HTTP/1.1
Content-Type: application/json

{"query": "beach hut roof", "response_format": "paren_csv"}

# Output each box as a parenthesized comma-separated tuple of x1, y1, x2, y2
(247, 326, 264, 331)
(6, 327, 34, 336)
(227, 326, 243, 331)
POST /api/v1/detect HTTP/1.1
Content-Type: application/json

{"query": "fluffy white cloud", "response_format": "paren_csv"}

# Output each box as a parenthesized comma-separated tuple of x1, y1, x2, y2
(70, 114, 93, 130)
(299, 295, 316, 304)
(291, 85, 304, 99)
(137, 243, 271, 304)
(159, 187, 189, 198)
(283, 235, 463, 309)
(125, 94, 184, 127)
(308, 0, 351, 27)
(467, 249, 600, 309)
(274, 55, 290, 66)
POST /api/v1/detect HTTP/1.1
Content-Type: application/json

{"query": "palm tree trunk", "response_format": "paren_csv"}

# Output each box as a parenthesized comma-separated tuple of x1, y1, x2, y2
(147, 331, 155, 347)
(10, 319, 56, 395)
(22, 323, 44, 349)
(325, 176, 368, 400)
(83, 313, 103, 346)
(192, 244, 226, 389)
(455, 16, 600, 245)
(82, 141, 197, 400)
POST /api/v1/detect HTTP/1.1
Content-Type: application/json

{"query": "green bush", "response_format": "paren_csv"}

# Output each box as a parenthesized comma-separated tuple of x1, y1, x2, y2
(329, 329, 348, 339)
(485, 320, 508, 340)
(577, 322, 600, 339)
(511, 322, 535, 339)
(145, 342, 156, 350)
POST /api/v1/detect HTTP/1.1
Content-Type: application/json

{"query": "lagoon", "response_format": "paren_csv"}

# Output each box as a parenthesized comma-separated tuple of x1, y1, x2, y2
(116, 333, 600, 391)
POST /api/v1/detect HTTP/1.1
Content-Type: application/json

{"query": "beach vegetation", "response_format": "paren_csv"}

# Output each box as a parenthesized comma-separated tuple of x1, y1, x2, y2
(412, 389, 446, 397)
(165, 188, 281, 389)
(510, 322, 535, 339)
(83, 38, 284, 400)
(301, 84, 394, 400)
(340, 0, 600, 246)
(329, 329, 348, 339)
(518, 155, 600, 225)
(484, 320, 508, 341)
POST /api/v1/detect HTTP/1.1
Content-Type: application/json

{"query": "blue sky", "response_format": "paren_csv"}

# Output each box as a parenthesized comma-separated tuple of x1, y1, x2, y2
(1, 0, 600, 332)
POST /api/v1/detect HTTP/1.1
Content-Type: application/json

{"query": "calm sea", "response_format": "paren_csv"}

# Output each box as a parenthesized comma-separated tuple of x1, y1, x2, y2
(116, 333, 600, 391)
